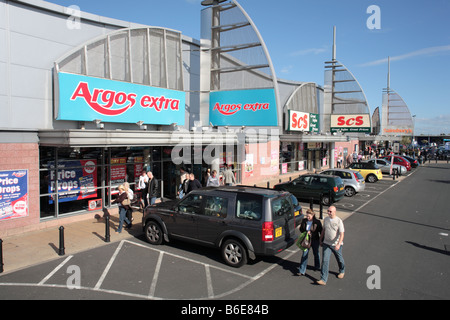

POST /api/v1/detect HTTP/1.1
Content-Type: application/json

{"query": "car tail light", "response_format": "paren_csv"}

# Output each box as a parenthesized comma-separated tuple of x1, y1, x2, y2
(262, 222, 274, 242)
(333, 186, 338, 192)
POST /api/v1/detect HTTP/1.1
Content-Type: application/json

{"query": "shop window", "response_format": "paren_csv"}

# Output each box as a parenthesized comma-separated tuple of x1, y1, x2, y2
(39, 146, 147, 220)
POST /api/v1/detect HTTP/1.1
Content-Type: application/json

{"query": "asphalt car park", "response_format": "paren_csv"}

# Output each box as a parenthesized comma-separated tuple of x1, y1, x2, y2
(295, 169, 413, 218)
(0, 167, 416, 300)
(0, 235, 299, 300)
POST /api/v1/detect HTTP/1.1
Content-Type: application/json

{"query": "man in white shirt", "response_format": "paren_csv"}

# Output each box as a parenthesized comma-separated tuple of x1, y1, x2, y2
(317, 206, 345, 285)
(138, 170, 149, 208)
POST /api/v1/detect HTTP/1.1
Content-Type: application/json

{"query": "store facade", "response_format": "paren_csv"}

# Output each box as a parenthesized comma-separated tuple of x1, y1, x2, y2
(1, 0, 345, 236)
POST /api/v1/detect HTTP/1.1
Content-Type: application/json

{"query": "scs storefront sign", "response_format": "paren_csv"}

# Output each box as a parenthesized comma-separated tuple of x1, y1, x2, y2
(0, 170, 28, 221)
(330, 114, 370, 133)
(209, 89, 278, 126)
(56, 72, 185, 125)
(287, 110, 320, 132)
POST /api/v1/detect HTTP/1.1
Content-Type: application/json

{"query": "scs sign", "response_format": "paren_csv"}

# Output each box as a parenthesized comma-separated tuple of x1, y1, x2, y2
(288, 110, 310, 132)
(331, 114, 370, 133)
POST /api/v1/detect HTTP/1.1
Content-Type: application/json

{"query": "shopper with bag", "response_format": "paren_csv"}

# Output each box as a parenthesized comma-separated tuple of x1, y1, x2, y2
(297, 209, 322, 276)
(112, 185, 132, 233)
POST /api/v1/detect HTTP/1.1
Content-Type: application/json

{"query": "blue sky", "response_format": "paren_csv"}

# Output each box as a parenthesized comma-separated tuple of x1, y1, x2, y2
(47, 0, 450, 135)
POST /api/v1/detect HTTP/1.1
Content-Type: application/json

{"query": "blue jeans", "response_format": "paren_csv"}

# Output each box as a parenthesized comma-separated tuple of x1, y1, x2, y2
(320, 243, 345, 283)
(299, 239, 321, 274)
(117, 206, 131, 233)
(150, 197, 157, 205)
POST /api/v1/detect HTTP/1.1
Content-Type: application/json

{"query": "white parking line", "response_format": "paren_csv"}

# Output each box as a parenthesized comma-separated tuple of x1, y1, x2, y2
(205, 265, 214, 298)
(38, 255, 73, 286)
(94, 240, 124, 290)
(148, 251, 163, 298)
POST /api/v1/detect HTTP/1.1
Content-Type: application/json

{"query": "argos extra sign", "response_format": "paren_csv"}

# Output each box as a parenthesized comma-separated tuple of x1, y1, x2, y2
(209, 88, 278, 126)
(330, 114, 371, 133)
(56, 72, 185, 125)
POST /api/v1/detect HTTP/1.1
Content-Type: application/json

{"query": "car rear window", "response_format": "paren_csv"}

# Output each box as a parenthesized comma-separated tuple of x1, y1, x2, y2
(271, 196, 293, 220)
(236, 193, 262, 221)
(354, 171, 364, 180)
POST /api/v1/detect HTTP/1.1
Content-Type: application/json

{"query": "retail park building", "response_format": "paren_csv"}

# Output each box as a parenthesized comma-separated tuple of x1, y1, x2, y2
(0, 0, 414, 236)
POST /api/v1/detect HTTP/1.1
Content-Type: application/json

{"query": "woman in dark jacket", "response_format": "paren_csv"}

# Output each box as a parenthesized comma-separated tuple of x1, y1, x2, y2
(112, 185, 131, 233)
(298, 209, 323, 275)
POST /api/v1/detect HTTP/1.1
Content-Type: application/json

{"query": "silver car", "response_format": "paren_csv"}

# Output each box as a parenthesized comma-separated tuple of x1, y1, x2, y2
(320, 168, 365, 197)
(365, 159, 406, 176)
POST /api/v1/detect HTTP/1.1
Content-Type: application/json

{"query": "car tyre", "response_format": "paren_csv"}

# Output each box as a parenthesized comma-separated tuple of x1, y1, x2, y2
(322, 195, 331, 206)
(367, 174, 378, 183)
(345, 186, 356, 197)
(144, 220, 163, 245)
(221, 239, 248, 268)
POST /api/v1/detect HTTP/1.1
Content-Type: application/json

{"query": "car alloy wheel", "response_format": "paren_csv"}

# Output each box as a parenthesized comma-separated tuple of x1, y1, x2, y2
(222, 239, 247, 268)
(322, 195, 331, 206)
(145, 221, 163, 245)
(367, 174, 377, 183)
(345, 186, 356, 197)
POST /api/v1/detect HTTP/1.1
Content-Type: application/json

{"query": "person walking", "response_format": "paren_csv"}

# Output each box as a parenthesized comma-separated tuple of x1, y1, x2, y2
(206, 170, 220, 187)
(298, 209, 322, 276)
(147, 171, 158, 205)
(138, 169, 149, 208)
(123, 182, 134, 226)
(317, 206, 345, 285)
(112, 185, 131, 233)
(223, 164, 236, 186)
(177, 169, 189, 199)
(187, 173, 202, 193)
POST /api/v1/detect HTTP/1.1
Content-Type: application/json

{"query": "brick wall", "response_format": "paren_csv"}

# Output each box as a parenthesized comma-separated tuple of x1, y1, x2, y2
(0, 143, 40, 237)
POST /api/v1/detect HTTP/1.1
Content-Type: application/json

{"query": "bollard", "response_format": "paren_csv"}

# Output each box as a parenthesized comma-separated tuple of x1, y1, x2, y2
(310, 197, 313, 210)
(58, 226, 65, 256)
(105, 215, 111, 243)
(266, 181, 270, 189)
(0, 238, 3, 273)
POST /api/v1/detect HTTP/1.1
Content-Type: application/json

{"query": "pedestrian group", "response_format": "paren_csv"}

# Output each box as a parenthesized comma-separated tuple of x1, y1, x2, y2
(297, 206, 345, 285)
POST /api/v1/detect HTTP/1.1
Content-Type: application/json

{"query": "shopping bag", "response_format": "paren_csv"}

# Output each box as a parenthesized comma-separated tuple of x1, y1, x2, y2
(296, 232, 310, 251)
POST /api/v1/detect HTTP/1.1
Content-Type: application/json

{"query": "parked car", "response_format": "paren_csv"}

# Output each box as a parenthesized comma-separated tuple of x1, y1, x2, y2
(380, 155, 411, 171)
(365, 159, 407, 175)
(290, 194, 303, 225)
(347, 162, 383, 183)
(142, 186, 297, 268)
(320, 168, 365, 197)
(402, 155, 419, 168)
(273, 174, 345, 205)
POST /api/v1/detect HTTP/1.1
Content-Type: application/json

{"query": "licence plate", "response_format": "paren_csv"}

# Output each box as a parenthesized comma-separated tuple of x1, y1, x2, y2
(275, 227, 282, 238)
(340, 186, 344, 191)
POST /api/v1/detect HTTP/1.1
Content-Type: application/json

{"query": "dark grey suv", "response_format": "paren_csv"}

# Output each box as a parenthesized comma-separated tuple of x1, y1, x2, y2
(142, 186, 297, 268)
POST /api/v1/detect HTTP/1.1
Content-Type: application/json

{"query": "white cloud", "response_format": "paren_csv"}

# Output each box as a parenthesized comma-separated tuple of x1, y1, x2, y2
(280, 65, 294, 74)
(415, 114, 450, 135)
(359, 45, 450, 67)
(290, 47, 327, 57)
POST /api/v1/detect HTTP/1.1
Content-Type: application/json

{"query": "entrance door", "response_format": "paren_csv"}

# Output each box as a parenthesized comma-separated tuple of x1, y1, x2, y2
(163, 161, 177, 199)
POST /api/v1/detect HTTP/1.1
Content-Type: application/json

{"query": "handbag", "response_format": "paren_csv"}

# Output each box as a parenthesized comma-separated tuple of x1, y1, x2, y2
(296, 232, 311, 251)
(122, 196, 131, 206)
